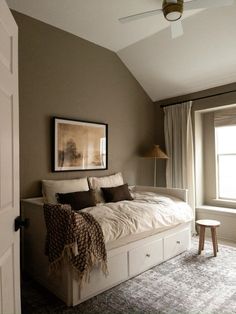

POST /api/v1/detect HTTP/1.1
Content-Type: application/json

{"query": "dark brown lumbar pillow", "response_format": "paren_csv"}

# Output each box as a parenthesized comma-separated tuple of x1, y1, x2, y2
(56, 190, 96, 211)
(101, 183, 133, 203)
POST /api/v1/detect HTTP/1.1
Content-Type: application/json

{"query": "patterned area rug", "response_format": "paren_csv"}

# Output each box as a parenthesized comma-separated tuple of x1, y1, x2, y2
(22, 239, 236, 314)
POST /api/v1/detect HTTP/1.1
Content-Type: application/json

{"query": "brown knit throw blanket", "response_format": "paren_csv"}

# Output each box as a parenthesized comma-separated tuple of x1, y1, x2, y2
(44, 203, 108, 286)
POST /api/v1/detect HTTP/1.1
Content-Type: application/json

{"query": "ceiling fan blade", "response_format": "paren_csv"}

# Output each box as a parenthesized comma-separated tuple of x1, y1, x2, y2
(119, 8, 162, 23)
(170, 20, 184, 39)
(185, 0, 234, 11)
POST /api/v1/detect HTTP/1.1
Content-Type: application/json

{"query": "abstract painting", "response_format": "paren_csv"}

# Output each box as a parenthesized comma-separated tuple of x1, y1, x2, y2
(53, 118, 107, 171)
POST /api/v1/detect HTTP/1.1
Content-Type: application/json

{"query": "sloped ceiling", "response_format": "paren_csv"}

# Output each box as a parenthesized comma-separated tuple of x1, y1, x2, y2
(7, 0, 236, 101)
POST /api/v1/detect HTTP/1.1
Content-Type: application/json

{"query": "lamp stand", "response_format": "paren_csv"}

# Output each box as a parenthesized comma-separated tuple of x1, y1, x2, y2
(144, 145, 168, 187)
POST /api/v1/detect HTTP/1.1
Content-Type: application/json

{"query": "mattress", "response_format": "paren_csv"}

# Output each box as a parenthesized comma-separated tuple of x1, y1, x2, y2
(82, 191, 193, 250)
(105, 224, 183, 250)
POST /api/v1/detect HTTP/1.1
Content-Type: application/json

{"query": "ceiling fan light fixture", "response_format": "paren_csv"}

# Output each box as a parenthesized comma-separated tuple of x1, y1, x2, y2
(162, 0, 183, 21)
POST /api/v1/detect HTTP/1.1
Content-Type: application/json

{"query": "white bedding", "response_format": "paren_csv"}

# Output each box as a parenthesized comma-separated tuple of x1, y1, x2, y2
(82, 191, 193, 246)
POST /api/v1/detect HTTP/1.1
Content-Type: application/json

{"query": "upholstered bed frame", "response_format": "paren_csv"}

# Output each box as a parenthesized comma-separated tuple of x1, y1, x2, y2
(21, 186, 191, 306)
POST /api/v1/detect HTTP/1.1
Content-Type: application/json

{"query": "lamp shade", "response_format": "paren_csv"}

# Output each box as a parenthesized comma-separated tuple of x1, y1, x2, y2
(144, 145, 168, 159)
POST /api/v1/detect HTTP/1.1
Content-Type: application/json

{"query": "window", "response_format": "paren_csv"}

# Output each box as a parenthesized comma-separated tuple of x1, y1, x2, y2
(195, 105, 236, 209)
(215, 125, 236, 201)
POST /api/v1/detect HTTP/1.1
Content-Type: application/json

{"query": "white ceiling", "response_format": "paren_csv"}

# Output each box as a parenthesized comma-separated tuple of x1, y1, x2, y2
(7, 0, 236, 101)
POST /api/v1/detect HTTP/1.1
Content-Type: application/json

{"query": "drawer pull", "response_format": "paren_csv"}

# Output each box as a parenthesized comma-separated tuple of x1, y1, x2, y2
(146, 254, 151, 258)
(176, 241, 181, 244)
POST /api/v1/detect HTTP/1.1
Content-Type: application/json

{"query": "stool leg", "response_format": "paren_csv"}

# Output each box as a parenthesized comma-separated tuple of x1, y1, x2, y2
(201, 226, 205, 251)
(211, 227, 217, 257)
(198, 226, 204, 255)
(198, 226, 202, 255)
(215, 229, 219, 252)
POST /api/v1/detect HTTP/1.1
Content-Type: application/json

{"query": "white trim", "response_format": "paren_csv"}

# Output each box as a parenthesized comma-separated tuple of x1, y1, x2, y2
(197, 205, 236, 217)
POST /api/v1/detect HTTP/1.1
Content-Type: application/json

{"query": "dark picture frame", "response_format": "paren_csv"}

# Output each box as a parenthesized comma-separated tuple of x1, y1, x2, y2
(53, 117, 108, 172)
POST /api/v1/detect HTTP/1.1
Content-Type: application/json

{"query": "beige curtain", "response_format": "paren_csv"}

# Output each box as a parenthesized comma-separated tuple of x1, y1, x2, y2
(164, 102, 195, 233)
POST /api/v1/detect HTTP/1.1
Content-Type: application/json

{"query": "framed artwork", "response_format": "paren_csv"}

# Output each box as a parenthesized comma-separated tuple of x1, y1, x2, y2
(53, 117, 108, 171)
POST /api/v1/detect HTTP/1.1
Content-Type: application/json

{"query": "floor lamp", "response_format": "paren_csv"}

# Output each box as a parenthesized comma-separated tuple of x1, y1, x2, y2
(144, 145, 168, 187)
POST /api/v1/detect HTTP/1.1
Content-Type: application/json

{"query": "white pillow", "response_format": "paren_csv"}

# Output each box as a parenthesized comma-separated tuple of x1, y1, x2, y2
(42, 178, 89, 204)
(88, 172, 124, 203)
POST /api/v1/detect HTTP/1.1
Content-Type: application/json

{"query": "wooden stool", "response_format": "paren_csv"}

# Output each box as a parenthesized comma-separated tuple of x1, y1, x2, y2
(196, 219, 221, 257)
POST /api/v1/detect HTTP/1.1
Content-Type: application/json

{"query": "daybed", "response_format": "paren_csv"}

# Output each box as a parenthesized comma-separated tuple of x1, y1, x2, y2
(21, 178, 193, 306)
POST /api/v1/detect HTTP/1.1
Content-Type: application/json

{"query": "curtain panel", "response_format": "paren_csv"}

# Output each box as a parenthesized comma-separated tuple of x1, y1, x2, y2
(164, 102, 195, 232)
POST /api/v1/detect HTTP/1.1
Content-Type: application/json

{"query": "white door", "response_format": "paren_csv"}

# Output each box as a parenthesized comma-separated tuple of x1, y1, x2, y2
(0, 0, 21, 313)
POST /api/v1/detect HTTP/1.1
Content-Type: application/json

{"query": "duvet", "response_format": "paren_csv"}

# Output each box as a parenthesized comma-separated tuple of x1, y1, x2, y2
(82, 191, 193, 244)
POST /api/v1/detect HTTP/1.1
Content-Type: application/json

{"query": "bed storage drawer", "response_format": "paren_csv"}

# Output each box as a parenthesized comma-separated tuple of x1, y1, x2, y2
(80, 251, 128, 299)
(128, 239, 163, 277)
(164, 228, 190, 260)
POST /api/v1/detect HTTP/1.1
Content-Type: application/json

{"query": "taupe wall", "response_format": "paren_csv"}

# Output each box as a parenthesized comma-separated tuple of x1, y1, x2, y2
(154, 104, 166, 187)
(13, 11, 156, 199)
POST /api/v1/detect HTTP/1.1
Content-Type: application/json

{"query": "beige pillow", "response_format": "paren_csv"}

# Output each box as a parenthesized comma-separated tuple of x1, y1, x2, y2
(88, 172, 124, 203)
(42, 178, 89, 203)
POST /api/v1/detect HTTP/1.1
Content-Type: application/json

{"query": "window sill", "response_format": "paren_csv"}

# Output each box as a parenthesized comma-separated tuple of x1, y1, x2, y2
(197, 205, 236, 217)
(212, 198, 236, 208)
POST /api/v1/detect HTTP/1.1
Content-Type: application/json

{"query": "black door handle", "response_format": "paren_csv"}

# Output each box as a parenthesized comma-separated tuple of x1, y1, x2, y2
(14, 216, 29, 232)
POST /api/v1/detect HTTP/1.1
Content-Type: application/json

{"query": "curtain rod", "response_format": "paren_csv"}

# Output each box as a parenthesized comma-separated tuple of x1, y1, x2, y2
(160, 89, 236, 108)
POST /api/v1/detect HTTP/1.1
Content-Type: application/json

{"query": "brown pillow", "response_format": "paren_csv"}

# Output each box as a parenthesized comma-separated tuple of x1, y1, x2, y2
(101, 184, 133, 203)
(56, 190, 96, 211)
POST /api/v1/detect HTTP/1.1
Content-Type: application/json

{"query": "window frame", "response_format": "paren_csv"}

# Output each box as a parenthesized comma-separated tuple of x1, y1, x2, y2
(199, 109, 236, 209)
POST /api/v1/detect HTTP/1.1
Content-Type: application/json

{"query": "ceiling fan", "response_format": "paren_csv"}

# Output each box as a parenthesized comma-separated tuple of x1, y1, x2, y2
(119, 0, 235, 39)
